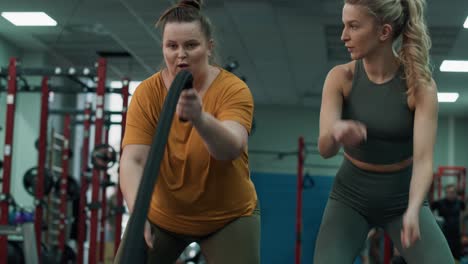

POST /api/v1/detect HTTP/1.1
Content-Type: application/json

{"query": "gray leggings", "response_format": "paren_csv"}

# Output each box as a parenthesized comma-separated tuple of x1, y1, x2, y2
(314, 198, 454, 264)
(115, 206, 260, 264)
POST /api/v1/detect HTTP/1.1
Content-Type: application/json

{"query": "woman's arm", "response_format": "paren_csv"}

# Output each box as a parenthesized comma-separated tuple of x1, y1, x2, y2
(407, 79, 438, 212)
(177, 85, 252, 161)
(119, 144, 150, 213)
(192, 113, 248, 161)
(318, 66, 346, 158)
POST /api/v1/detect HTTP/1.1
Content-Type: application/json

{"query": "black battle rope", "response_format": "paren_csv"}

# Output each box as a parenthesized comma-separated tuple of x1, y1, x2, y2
(118, 70, 193, 263)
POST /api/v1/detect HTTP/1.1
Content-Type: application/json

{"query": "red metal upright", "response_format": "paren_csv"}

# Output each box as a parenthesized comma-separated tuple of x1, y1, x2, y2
(89, 58, 107, 264)
(383, 234, 392, 264)
(295, 137, 305, 264)
(0, 58, 18, 264)
(35, 76, 50, 262)
(99, 123, 110, 262)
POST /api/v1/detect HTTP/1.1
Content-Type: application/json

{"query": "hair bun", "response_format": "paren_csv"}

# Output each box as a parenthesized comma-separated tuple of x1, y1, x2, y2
(178, 0, 202, 10)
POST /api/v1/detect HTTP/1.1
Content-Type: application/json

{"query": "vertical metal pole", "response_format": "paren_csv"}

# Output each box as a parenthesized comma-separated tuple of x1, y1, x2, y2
(0, 58, 18, 264)
(89, 58, 107, 264)
(295, 137, 305, 264)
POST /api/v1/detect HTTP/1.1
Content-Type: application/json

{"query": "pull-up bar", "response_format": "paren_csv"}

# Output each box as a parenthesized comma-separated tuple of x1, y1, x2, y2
(0, 85, 126, 94)
(0, 66, 96, 78)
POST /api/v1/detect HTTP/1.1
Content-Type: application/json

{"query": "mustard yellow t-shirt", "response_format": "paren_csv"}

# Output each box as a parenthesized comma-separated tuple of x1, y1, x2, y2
(122, 68, 257, 236)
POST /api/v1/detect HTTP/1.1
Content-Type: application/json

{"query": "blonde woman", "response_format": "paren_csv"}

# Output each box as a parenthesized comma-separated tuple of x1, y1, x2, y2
(315, 0, 453, 263)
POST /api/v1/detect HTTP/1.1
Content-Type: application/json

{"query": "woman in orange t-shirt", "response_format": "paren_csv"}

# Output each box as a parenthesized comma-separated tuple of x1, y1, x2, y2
(118, 1, 259, 263)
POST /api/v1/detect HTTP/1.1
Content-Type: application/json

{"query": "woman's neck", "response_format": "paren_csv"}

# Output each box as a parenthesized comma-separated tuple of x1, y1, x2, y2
(362, 48, 400, 84)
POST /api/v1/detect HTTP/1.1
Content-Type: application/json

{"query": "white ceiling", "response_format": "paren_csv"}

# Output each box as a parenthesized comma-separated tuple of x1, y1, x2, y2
(0, 0, 467, 115)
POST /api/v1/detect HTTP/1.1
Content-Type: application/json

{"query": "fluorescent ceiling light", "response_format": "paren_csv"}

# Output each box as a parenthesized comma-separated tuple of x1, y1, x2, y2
(1, 12, 57, 26)
(440, 60, 468, 72)
(437, 92, 459, 103)
(464, 16, 468, 28)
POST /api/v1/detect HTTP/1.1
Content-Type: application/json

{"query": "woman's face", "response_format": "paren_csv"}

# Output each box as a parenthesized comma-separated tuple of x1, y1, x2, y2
(341, 4, 382, 60)
(162, 21, 213, 78)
